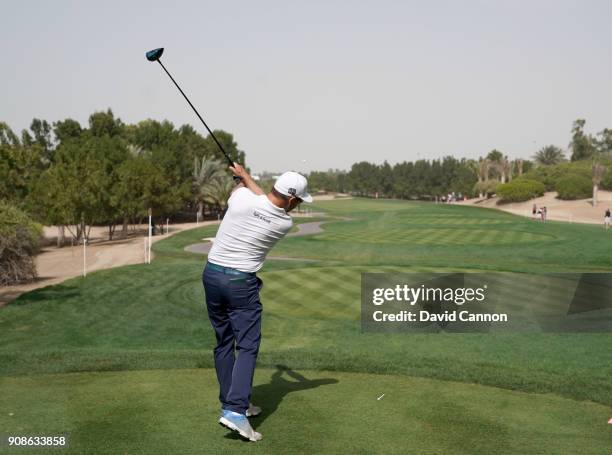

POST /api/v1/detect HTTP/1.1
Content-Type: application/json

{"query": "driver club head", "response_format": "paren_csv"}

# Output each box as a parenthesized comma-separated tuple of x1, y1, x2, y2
(146, 48, 164, 62)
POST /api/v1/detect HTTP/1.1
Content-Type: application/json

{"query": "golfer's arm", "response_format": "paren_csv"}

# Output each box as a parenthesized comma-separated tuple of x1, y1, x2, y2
(230, 163, 265, 195)
(240, 174, 265, 196)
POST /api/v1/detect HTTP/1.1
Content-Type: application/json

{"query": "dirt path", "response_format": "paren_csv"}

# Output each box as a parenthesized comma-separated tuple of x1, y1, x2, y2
(459, 190, 612, 225)
(0, 221, 218, 306)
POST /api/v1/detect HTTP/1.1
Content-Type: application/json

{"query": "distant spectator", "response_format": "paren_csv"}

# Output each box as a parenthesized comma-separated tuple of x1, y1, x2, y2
(542, 206, 547, 223)
(605, 208, 611, 230)
(532, 204, 537, 220)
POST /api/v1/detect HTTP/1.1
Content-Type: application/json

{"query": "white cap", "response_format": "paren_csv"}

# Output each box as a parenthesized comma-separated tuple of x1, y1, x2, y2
(274, 171, 313, 203)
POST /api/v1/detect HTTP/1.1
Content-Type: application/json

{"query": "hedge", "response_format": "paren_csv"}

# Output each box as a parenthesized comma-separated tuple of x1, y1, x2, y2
(0, 201, 42, 286)
(555, 175, 592, 200)
(600, 171, 612, 191)
(496, 179, 545, 202)
(523, 162, 592, 191)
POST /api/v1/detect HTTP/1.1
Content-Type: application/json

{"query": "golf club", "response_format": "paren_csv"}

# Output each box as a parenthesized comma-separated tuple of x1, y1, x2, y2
(146, 47, 240, 179)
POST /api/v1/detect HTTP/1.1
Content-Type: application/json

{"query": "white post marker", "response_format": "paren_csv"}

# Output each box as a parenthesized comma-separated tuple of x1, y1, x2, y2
(144, 237, 148, 263)
(166, 218, 169, 235)
(148, 208, 152, 264)
(82, 238, 87, 277)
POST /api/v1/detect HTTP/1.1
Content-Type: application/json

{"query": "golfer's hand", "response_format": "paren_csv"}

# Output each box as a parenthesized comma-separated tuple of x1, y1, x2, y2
(229, 162, 249, 180)
(230, 162, 265, 195)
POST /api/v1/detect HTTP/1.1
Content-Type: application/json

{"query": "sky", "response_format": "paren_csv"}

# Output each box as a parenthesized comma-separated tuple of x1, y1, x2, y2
(2, 0, 612, 173)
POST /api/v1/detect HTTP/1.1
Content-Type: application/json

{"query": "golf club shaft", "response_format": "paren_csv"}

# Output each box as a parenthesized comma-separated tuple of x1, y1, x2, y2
(156, 60, 235, 168)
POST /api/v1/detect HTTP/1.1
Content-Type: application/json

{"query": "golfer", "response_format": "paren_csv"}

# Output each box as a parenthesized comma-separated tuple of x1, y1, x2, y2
(202, 163, 312, 442)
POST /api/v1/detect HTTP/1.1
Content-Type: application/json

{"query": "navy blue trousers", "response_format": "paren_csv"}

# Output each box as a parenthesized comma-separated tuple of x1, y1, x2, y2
(202, 262, 263, 415)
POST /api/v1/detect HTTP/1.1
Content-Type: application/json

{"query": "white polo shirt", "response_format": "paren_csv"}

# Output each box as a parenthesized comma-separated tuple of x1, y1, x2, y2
(207, 188, 293, 273)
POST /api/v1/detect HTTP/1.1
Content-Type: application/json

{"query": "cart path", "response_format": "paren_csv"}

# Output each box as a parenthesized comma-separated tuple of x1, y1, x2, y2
(184, 221, 325, 260)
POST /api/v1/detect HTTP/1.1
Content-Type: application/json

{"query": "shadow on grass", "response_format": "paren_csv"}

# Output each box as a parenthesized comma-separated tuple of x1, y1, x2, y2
(10, 284, 81, 306)
(223, 364, 338, 440)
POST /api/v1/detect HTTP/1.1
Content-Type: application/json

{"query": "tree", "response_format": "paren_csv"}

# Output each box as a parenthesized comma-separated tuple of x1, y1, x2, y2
(53, 118, 83, 142)
(20, 119, 54, 164)
(201, 177, 233, 213)
(113, 156, 172, 237)
(486, 149, 503, 163)
(28, 163, 73, 247)
(4, 113, 248, 245)
(0, 201, 42, 285)
(379, 161, 393, 197)
(535, 146, 565, 166)
(485, 150, 503, 181)
(29, 118, 53, 152)
(204, 130, 245, 165)
(348, 161, 380, 196)
(594, 128, 612, 156)
(0, 122, 20, 146)
(0, 140, 45, 206)
(89, 109, 123, 137)
(515, 159, 524, 176)
(474, 179, 498, 199)
(498, 155, 513, 183)
(308, 169, 348, 193)
(569, 119, 594, 161)
(472, 158, 491, 198)
(193, 157, 233, 214)
(85, 133, 130, 239)
(534, 145, 565, 165)
(592, 161, 606, 207)
(30, 139, 108, 241)
(450, 158, 477, 197)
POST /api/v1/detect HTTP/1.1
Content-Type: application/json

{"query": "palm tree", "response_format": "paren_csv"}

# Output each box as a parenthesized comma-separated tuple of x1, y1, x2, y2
(498, 156, 513, 183)
(534, 145, 565, 165)
(200, 177, 233, 213)
(193, 157, 232, 216)
(515, 159, 524, 176)
(569, 119, 594, 161)
(592, 162, 606, 207)
(477, 158, 490, 198)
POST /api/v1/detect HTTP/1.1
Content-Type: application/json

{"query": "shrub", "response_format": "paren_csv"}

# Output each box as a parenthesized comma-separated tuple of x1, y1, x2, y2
(600, 167, 612, 190)
(0, 201, 42, 286)
(523, 161, 592, 191)
(555, 175, 592, 200)
(496, 179, 545, 202)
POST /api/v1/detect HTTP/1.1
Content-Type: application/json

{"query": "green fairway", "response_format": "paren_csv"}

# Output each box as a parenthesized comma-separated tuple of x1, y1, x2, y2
(1, 199, 611, 452)
(1, 368, 610, 455)
(271, 200, 612, 271)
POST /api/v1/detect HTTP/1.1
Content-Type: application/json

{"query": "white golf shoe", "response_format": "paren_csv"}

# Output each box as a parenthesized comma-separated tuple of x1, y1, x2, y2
(246, 403, 262, 417)
(219, 410, 262, 442)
